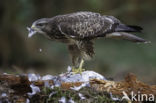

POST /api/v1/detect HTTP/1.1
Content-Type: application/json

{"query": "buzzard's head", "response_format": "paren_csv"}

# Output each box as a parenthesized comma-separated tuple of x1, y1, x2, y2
(27, 18, 50, 38)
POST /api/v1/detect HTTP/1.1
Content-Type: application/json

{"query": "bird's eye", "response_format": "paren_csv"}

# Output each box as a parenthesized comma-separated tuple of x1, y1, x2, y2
(37, 23, 45, 26)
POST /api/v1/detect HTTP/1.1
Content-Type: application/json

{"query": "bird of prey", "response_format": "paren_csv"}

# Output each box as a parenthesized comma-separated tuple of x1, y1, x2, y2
(27, 11, 148, 73)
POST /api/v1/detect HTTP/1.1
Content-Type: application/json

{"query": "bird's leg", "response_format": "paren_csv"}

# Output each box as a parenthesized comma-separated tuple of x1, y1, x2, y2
(78, 59, 85, 71)
(78, 59, 85, 73)
(72, 59, 85, 74)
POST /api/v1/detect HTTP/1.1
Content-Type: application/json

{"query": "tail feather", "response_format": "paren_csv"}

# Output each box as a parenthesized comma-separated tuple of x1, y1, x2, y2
(127, 25, 143, 31)
(119, 32, 145, 42)
(115, 24, 143, 32)
(106, 32, 149, 43)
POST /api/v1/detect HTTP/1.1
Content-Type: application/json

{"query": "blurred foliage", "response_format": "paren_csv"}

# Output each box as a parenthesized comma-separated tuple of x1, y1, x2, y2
(0, 0, 156, 83)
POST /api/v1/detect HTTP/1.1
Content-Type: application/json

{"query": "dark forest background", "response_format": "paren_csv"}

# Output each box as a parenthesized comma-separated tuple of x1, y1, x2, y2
(0, 0, 156, 84)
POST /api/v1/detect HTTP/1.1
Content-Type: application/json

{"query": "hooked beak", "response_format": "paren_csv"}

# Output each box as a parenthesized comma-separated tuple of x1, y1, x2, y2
(31, 24, 35, 29)
(27, 25, 37, 38)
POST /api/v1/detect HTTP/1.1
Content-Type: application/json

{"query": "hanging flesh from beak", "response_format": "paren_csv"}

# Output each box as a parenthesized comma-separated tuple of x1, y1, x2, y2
(27, 27, 37, 38)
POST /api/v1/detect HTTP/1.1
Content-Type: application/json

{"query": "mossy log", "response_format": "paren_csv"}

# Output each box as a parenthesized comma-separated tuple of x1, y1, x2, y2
(0, 73, 155, 103)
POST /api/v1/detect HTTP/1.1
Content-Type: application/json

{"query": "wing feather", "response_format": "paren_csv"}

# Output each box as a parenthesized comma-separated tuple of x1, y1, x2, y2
(57, 12, 116, 39)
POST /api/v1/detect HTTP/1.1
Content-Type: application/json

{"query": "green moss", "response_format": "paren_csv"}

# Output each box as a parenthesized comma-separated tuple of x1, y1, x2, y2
(29, 86, 127, 103)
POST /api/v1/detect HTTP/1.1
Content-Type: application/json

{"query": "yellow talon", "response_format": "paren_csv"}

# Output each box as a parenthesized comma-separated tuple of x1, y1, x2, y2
(72, 59, 85, 74)
(72, 67, 85, 74)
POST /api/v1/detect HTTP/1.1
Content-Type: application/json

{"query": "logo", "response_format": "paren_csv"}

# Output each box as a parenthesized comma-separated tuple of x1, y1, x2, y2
(122, 91, 155, 102)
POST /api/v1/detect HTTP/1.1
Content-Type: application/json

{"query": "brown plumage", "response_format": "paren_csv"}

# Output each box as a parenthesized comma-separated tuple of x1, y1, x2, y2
(27, 11, 148, 68)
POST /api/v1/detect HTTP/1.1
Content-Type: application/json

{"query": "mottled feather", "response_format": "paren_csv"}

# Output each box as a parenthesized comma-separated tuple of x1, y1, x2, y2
(55, 12, 117, 39)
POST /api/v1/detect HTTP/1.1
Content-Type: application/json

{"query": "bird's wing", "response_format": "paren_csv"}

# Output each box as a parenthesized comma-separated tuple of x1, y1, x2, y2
(57, 12, 116, 39)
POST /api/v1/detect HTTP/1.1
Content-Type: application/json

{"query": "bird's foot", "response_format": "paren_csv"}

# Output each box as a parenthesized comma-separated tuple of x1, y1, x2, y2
(71, 67, 85, 74)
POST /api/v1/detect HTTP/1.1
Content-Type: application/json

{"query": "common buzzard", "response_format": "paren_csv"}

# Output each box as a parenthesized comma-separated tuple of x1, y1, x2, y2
(27, 11, 148, 73)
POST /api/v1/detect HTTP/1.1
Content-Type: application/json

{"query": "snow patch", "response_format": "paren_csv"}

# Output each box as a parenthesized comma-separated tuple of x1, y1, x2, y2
(78, 93, 86, 100)
(68, 98, 75, 103)
(42, 75, 54, 80)
(28, 73, 41, 82)
(27, 84, 40, 96)
(1, 93, 7, 97)
(67, 66, 72, 72)
(70, 82, 89, 91)
(26, 99, 30, 103)
(59, 70, 105, 83)
(49, 91, 57, 98)
(59, 96, 66, 103)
